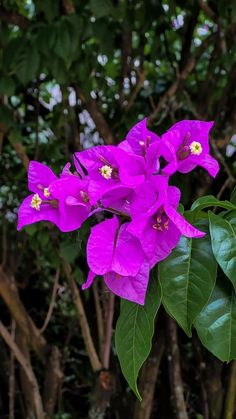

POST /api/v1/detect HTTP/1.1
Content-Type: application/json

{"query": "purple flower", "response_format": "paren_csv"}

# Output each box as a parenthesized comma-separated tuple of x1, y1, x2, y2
(17, 117, 220, 306)
(161, 120, 219, 177)
(18, 161, 60, 231)
(119, 118, 177, 177)
(128, 179, 205, 267)
(104, 261, 150, 305)
(74, 145, 146, 205)
(18, 161, 92, 232)
(86, 216, 145, 276)
(82, 216, 150, 304)
(119, 118, 161, 156)
(49, 176, 92, 231)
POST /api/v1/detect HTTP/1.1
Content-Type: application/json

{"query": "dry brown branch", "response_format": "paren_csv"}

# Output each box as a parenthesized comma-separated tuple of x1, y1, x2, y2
(119, 30, 132, 105)
(223, 360, 236, 419)
(123, 70, 146, 112)
(198, 0, 217, 20)
(11, 142, 30, 171)
(9, 319, 16, 419)
(40, 269, 60, 334)
(93, 282, 105, 358)
(148, 32, 218, 124)
(166, 316, 188, 419)
(43, 346, 63, 419)
(102, 292, 115, 370)
(62, 0, 75, 14)
(205, 356, 223, 419)
(75, 86, 115, 145)
(0, 320, 44, 419)
(0, 267, 48, 362)
(210, 140, 236, 183)
(134, 329, 165, 419)
(0, 8, 30, 29)
(63, 261, 102, 371)
(192, 334, 209, 419)
(17, 332, 37, 417)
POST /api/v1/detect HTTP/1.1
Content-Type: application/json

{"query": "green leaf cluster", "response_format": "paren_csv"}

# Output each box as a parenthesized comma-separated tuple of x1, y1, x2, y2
(115, 194, 236, 398)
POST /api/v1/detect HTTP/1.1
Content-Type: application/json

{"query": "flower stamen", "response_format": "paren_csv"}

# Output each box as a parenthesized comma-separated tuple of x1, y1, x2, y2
(189, 141, 202, 155)
(44, 188, 50, 197)
(80, 190, 90, 203)
(30, 194, 42, 211)
(100, 165, 113, 179)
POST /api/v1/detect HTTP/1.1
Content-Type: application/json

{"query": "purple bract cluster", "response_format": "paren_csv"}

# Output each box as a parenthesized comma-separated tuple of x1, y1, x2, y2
(18, 119, 219, 304)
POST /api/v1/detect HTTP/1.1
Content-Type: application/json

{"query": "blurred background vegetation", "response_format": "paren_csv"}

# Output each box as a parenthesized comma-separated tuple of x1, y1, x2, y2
(0, 0, 236, 418)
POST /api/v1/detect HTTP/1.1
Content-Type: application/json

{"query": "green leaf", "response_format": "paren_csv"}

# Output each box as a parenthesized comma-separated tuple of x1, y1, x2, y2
(230, 187, 236, 205)
(209, 212, 236, 291)
(194, 279, 236, 362)
(60, 242, 79, 264)
(16, 43, 40, 85)
(0, 105, 14, 127)
(90, 0, 114, 18)
(191, 195, 235, 213)
(115, 273, 161, 400)
(35, 0, 60, 22)
(159, 220, 217, 336)
(0, 76, 15, 96)
(54, 20, 73, 67)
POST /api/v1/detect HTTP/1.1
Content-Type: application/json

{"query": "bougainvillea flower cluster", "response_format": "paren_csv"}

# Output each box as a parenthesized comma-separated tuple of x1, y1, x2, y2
(18, 119, 219, 305)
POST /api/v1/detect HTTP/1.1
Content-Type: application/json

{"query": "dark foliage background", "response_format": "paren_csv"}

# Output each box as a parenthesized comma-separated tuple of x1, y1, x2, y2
(0, 0, 236, 418)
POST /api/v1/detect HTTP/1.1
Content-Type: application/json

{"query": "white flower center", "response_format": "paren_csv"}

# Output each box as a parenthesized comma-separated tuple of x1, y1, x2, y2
(30, 194, 42, 211)
(44, 188, 50, 197)
(100, 165, 113, 179)
(189, 141, 202, 155)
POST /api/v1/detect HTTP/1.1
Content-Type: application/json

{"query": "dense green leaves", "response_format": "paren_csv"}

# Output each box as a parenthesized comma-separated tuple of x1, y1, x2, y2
(195, 280, 236, 362)
(209, 212, 236, 291)
(90, 0, 114, 18)
(159, 221, 217, 336)
(115, 274, 162, 400)
(191, 195, 236, 213)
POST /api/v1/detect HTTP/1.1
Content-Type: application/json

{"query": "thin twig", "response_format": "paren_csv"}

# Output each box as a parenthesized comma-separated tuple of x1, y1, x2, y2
(0, 267, 48, 362)
(0, 320, 44, 419)
(75, 86, 115, 145)
(198, 0, 217, 21)
(223, 360, 236, 419)
(102, 292, 115, 370)
(148, 32, 218, 123)
(93, 282, 105, 359)
(134, 328, 165, 419)
(1, 217, 7, 267)
(10, 141, 30, 171)
(62, 260, 102, 372)
(123, 70, 146, 111)
(216, 177, 232, 200)
(211, 139, 236, 183)
(192, 334, 209, 419)
(9, 319, 16, 419)
(34, 81, 40, 161)
(39, 269, 60, 334)
(166, 316, 188, 419)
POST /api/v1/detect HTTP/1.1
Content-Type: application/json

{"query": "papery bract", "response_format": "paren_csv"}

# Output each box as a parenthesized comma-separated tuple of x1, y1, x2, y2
(128, 181, 205, 267)
(18, 162, 92, 232)
(86, 216, 145, 277)
(161, 120, 219, 177)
